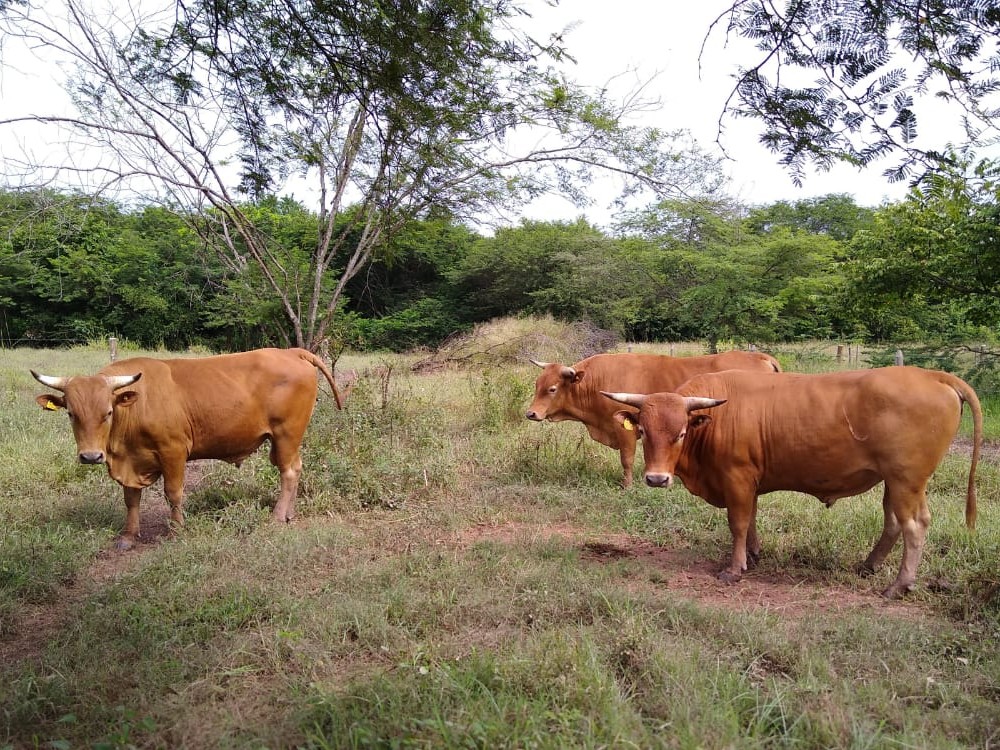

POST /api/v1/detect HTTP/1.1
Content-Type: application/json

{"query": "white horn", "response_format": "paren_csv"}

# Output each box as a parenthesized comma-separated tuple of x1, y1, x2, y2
(105, 373, 142, 390)
(31, 370, 69, 391)
(600, 391, 647, 408)
(528, 359, 549, 368)
(683, 396, 726, 412)
(560, 366, 576, 379)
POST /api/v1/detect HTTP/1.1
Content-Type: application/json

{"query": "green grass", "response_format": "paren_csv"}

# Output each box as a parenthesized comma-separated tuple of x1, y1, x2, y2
(1, 340, 999, 748)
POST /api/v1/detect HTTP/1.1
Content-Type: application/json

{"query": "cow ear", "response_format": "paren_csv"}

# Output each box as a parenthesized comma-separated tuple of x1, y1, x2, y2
(36, 394, 65, 411)
(115, 390, 139, 408)
(571, 369, 586, 384)
(612, 410, 638, 432)
(689, 414, 712, 430)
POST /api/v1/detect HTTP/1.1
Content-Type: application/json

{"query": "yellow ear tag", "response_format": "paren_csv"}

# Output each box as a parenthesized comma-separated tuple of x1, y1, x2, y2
(622, 420, 633, 431)
(44, 401, 59, 410)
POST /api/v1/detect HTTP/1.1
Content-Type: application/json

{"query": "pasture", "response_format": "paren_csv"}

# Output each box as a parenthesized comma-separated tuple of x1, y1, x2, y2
(1, 336, 999, 748)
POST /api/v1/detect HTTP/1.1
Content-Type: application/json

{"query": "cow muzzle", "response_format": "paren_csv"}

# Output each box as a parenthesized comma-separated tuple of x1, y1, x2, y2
(525, 410, 544, 421)
(79, 451, 106, 465)
(644, 472, 674, 488)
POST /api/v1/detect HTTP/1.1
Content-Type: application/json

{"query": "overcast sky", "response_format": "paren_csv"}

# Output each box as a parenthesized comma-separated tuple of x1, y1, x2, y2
(1, 1, 969, 227)
(517, 0, 951, 224)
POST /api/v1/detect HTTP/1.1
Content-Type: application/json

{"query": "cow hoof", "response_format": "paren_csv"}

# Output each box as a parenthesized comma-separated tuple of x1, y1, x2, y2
(881, 582, 913, 599)
(747, 550, 761, 568)
(114, 537, 136, 552)
(856, 561, 877, 577)
(717, 570, 742, 584)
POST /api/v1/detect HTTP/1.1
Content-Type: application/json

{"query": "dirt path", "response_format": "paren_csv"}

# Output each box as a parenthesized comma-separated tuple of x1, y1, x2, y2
(451, 521, 925, 619)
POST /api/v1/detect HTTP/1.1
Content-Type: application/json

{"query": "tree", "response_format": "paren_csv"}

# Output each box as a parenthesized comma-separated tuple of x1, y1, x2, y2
(846, 155, 1000, 339)
(744, 193, 874, 242)
(1, 0, 724, 351)
(715, 1, 1000, 183)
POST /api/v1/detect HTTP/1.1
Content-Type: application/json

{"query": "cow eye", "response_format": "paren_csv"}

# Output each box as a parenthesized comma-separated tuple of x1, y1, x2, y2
(676, 430, 687, 442)
(105, 409, 113, 420)
(547, 386, 557, 394)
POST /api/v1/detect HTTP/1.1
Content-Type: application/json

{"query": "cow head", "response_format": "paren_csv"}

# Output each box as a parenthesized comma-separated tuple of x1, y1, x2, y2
(601, 391, 725, 488)
(32, 370, 142, 464)
(525, 359, 585, 421)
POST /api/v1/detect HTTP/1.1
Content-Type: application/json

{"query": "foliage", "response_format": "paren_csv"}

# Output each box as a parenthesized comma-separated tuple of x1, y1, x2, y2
(718, 0, 1000, 183)
(846, 155, 1000, 340)
(1, 0, 723, 350)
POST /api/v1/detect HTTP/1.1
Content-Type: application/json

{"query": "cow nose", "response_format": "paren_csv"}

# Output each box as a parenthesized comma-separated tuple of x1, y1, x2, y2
(526, 411, 542, 421)
(645, 473, 673, 488)
(79, 451, 105, 464)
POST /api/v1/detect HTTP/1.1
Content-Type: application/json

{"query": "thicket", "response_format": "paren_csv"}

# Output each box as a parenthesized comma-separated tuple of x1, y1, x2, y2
(2, 160, 998, 362)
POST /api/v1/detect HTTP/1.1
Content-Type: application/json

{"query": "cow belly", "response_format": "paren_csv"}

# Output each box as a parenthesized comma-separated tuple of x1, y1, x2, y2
(760, 467, 883, 503)
(188, 433, 268, 463)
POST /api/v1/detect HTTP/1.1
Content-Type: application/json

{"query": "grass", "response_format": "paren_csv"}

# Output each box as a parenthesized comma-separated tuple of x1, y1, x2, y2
(1, 335, 999, 748)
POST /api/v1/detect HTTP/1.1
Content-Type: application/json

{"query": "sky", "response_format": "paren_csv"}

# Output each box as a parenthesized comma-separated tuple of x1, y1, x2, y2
(0, 1, 971, 227)
(514, 0, 952, 224)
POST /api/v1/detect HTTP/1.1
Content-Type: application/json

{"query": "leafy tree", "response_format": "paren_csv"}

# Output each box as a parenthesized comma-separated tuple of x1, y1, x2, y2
(715, 1, 1000, 182)
(744, 193, 875, 242)
(1, 0, 722, 351)
(846, 155, 1000, 339)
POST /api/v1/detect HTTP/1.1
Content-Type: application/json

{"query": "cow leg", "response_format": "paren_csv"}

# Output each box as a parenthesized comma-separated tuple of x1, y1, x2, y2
(617, 432, 637, 489)
(746, 497, 762, 568)
(858, 489, 903, 576)
(270, 441, 303, 524)
(115, 486, 143, 552)
(883, 490, 931, 599)
(162, 465, 187, 533)
(719, 495, 756, 583)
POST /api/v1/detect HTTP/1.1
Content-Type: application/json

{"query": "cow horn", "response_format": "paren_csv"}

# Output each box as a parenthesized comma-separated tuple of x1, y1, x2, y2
(529, 359, 549, 368)
(600, 391, 647, 408)
(683, 396, 726, 412)
(105, 373, 142, 390)
(560, 366, 576, 379)
(31, 370, 69, 391)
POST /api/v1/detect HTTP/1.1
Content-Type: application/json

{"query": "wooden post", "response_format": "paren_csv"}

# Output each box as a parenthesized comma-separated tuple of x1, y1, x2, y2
(749, 343, 757, 352)
(109, 336, 118, 362)
(895, 349, 904, 366)
(669, 343, 675, 357)
(836, 344, 844, 362)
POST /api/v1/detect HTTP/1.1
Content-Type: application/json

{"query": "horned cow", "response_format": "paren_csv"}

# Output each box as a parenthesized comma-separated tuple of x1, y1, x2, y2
(526, 351, 781, 487)
(602, 366, 982, 598)
(33, 347, 343, 550)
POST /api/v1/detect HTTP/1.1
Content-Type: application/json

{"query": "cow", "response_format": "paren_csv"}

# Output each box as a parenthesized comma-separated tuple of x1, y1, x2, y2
(601, 366, 983, 598)
(32, 347, 344, 551)
(525, 351, 781, 487)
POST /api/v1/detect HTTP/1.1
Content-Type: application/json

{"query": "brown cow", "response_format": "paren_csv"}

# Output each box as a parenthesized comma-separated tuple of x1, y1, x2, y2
(32, 348, 344, 550)
(526, 351, 781, 487)
(602, 366, 982, 598)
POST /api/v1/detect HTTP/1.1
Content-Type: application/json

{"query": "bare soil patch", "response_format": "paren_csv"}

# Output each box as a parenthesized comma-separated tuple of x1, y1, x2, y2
(451, 520, 925, 618)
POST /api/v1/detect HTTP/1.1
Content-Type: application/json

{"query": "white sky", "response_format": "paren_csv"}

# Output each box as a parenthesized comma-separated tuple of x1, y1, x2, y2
(0, 0, 974, 227)
(516, 0, 968, 224)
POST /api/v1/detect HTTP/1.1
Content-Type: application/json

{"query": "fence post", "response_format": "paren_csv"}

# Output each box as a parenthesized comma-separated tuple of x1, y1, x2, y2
(749, 343, 757, 352)
(836, 344, 844, 362)
(894, 349, 904, 366)
(109, 336, 118, 362)
(669, 343, 675, 357)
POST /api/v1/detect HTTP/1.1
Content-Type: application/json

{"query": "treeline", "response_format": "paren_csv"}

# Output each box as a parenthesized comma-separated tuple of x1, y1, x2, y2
(2, 158, 998, 355)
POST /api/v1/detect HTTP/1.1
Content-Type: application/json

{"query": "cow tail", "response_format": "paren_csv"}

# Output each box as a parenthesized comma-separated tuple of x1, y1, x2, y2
(302, 351, 344, 410)
(767, 354, 782, 373)
(949, 374, 982, 530)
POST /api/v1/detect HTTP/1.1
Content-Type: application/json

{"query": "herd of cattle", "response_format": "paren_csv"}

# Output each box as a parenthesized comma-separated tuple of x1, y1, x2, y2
(32, 346, 982, 598)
